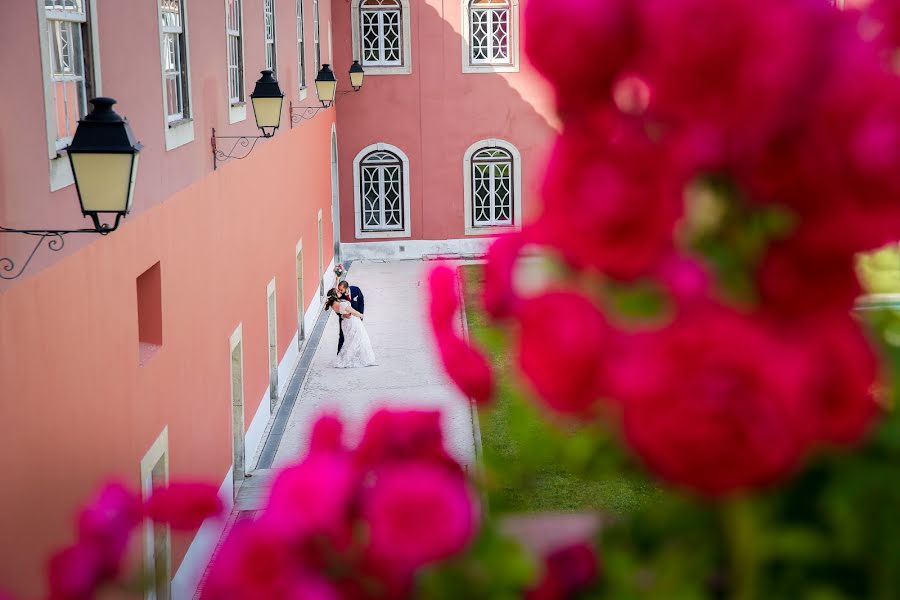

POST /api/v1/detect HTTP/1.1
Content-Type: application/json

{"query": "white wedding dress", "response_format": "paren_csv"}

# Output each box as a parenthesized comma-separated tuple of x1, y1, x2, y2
(333, 300, 377, 368)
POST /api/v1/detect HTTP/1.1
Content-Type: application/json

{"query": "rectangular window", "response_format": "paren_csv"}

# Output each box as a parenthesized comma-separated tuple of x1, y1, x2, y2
(137, 262, 163, 365)
(470, 1, 510, 65)
(360, 0, 402, 66)
(296, 0, 306, 88)
(160, 0, 189, 123)
(313, 0, 321, 72)
(44, 0, 95, 151)
(264, 0, 277, 73)
(226, 0, 244, 104)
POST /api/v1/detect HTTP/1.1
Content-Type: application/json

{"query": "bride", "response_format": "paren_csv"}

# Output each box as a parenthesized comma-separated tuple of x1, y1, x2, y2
(326, 288, 377, 368)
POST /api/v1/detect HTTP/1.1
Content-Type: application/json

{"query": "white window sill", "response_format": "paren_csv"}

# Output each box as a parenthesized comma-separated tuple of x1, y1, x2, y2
(355, 229, 411, 239)
(360, 64, 411, 76)
(165, 118, 195, 151)
(229, 102, 247, 124)
(465, 224, 519, 237)
(298, 88, 308, 102)
(463, 63, 519, 74)
(49, 155, 74, 191)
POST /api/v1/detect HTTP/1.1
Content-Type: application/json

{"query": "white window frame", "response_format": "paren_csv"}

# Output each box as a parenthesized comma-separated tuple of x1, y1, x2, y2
(35, 0, 103, 191)
(351, 0, 411, 75)
(461, 0, 519, 74)
(313, 0, 321, 72)
(264, 0, 277, 73)
(225, 0, 247, 123)
(353, 143, 412, 239)
(157, 0, 195, 151)
(296, 0, 308, 99)
(359, 0, 402, 67)
(463, 139, 522, 236)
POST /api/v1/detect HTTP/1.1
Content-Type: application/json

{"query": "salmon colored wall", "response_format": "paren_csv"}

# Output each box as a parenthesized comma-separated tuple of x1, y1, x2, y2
(0, 0, 337, 596)
(332, 0, 557, 244)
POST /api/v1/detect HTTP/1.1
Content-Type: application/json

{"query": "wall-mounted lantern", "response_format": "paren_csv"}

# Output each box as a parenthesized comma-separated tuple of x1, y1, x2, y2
(0, 97, 142, 280)
(290, 62, 365, 126)
(211, 70, 286, 169)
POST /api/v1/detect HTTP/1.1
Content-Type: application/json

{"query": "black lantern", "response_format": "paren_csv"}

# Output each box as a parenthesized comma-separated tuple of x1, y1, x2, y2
(349, 60, 365, 92)
(314, 64, 338, 107)
(67, 97, 142, 232)
(250, 70, 285, 137)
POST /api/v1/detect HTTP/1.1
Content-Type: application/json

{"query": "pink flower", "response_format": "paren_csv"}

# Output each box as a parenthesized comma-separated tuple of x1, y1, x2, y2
(799, 317, 882, 446)
(623, 307, 812, 496)
(757, 221, 862, 321)
(428, 264, 461, 333)
(636, 0, 827, 153)
(308, 414, 345, 455)
(362, 462, 478, 570)
(527, 542, 600, 600)
(201, 521, 300, 600)
(355, 408, 459, 472)
(436, 332, 495, 406)
(482, 232, 529, 320)
(265, 453, 358, 541)
(537, 119, 683, 281)
(75, 483, 141, 576)
(867, 0, 900, 51)
(427, 264, 496, 404)
(46, 544, 105, 600)
(515, 291, 611, 417)
(525, 0, 637, 112)
(657, 254, 712, 306)
(145, 482, 223, 531)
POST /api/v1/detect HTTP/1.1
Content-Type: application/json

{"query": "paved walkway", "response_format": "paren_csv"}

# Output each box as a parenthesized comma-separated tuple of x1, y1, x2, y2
(271, 259, 477, 470)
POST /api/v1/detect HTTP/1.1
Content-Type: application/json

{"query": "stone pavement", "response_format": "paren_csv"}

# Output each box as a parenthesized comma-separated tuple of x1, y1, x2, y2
(271, 259, 477, 470)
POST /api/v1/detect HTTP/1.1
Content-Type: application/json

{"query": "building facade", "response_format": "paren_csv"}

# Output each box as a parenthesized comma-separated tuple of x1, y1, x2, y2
(0, 0, 553, 597)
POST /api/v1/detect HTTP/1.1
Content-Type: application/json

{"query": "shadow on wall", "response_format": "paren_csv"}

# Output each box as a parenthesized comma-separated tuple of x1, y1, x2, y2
(333, 0, 558, 243)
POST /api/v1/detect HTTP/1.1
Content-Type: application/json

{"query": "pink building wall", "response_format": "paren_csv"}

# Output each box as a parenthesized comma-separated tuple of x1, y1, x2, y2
(0, 0, 339, 595)
(332, 0, 557, 246)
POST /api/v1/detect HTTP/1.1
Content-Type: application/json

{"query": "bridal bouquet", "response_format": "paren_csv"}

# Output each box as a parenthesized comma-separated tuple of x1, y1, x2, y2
(334, 263, 346, 279)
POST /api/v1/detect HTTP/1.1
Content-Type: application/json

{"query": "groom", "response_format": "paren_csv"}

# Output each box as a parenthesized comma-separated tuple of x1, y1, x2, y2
(336, 280, 365, 354)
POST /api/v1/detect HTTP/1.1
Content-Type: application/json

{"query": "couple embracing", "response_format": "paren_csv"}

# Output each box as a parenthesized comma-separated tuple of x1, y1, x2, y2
(325, 280, 377, 369)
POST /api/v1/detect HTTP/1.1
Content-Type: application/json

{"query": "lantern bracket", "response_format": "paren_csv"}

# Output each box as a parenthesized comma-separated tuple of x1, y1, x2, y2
(0, 215, 123, 280)
(288, 93, 355, 128)
(211, 127, 279, 170)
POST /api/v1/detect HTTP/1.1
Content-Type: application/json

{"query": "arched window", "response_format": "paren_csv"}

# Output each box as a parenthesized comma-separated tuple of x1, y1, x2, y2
(461, 0, 518, 72)
(464, 139, 522, 235)
(361, 150, 404, 231)
(472, 148, 513, 227)
(470, 0, 509, 64)
(360, 0, 402, 66)
(353, 144, 412, 238)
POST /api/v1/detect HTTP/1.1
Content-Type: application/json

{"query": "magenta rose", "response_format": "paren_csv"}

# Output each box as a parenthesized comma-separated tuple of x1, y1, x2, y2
(355, 408, 460, 472)
(46, 544, 106, 600)
(538, 119, 683, 281)
(482, 231, 529, 320)
(145, 482, 223, 531)
(623, 307, 812, 496)
(757, 220, 862, 321)
(636, 0, 825, 152)
(428, 264, 461, 333)
(516, 291, 612, 417)
(527, 542, 600, 600)
(75, 483, 142, 577)
(201, 520, 301, 600)
(265, 453, 358, 541)
(797, 317, 881, 446)
(362, 461, 478, 570)
(525, 0, 637, 112)
(436, 332, 495, 406)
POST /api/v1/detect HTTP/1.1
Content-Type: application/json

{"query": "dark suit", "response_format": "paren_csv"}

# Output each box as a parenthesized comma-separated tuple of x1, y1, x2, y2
(337, 285, 365, 353)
